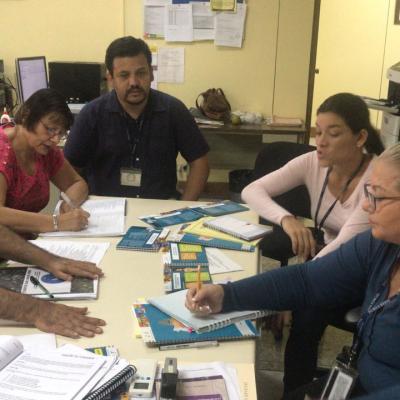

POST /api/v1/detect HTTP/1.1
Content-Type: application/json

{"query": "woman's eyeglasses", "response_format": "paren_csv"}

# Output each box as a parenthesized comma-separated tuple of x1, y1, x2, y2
(40, 120, 68, 139)
(364, 183, 400, 211)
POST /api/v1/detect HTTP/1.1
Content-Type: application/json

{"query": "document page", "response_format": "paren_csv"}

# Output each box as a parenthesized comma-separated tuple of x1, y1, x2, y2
(10, 240, 110, 266)
(215, 3, 247, 48)
(0, 336, 23, 370)
(0, 347, 106, 400)
(41, 198, 126, 237)
(164, 4, 194, 42)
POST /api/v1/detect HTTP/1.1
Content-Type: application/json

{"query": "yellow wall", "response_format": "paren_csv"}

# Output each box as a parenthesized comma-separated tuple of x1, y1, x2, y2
(1, 0, 315, 122)
(1, 0, 124, 85)
(312, 0, 400, 127)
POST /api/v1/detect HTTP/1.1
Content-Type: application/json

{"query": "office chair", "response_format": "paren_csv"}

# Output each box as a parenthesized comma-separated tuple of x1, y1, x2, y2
(252, 141, 315, 266)
(251, 141, 360, 329)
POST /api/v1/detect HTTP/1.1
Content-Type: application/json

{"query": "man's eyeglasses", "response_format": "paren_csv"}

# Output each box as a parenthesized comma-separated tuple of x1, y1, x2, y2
(40, 120, 68, 139)
(363, 183, 400, 211)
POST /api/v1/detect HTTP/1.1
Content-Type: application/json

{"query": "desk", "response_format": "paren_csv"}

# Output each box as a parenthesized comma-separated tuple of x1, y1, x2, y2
(199, 123, 307, 171)
(2, 198, 259, 398)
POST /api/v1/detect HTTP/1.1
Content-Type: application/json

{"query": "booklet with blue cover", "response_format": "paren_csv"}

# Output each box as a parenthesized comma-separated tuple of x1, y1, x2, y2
(132, 302, 259, 346)
(163, 260, 212, 293)
(189, 200, 248, 217)
(139, 201, 249, 228)
(167, 232, 256, 252)
(116, 226, 167, 252)
(165, 243, 209, 267)
(148, 289, 273, 334)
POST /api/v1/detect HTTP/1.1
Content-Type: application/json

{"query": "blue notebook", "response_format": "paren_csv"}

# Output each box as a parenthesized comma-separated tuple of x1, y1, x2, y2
(168, 232, 256, 252)
(166, 243, 209, 267)
(163, 263, 212, 293)
(190, 200, 248, 217)
(116, 226, 164, 252)
(139, 208, 202, 228)
(139, 201, 248, 228)
(132, 303, 259, 346)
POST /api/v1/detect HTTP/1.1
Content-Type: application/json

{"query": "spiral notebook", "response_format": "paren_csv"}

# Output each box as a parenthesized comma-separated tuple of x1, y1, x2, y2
(167, 232, 256, 252)
(148, 289, 273, 333)
(83, 363, 136, 400)
(133, 303, 259, 345)
(203, 215, 272, 241)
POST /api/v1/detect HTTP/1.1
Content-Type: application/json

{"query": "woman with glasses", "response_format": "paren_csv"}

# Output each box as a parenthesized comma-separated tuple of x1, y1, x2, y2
(0, 88, 89, 235)
(187, 142, 400, 400)
(241, 93, 385, 395)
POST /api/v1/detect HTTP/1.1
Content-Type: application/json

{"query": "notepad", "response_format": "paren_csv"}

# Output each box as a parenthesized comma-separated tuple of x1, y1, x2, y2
(182, 218, 261, 246)
(203, 215, 272, 241)
(148, 289, 273, 333)
(132, 303, 259, 346)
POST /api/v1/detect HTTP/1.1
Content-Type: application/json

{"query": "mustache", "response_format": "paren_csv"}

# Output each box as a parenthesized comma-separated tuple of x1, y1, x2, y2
(127, 86, 144, 94)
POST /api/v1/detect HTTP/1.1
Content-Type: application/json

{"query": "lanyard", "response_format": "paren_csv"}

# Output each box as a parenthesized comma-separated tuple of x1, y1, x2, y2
(348, 272, 400, 366)
(314, 155, 366, 232)
(125, 114, 144, 167)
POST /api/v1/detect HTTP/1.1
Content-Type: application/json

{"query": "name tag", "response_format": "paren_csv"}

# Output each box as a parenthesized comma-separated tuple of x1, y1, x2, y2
(320, 360, 358, 400)
(120, 168, 141, 187)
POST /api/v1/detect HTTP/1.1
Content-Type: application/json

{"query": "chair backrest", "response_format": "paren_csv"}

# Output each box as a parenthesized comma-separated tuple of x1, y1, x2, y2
(252, 141, 316, 221)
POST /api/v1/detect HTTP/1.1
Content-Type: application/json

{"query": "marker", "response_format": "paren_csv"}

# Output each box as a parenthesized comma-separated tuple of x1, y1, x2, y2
(159, 341, 219, 351)
(29, 276, 55, 299)
(60, 192, 77, 209)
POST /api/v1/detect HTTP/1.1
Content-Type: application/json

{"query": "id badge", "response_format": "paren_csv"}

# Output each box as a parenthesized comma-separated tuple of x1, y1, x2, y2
(120, 167, 141, 187)
(320, 360, 358, 400)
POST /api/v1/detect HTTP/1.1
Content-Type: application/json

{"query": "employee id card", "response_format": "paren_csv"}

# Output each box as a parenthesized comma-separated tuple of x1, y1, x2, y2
(320, 360, 358, 400)
(120, 167, 141, 187)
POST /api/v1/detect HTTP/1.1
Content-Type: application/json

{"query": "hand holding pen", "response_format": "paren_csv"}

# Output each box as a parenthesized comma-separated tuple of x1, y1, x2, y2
(57, 192, 90, 231)
(185, 278, 225, 316)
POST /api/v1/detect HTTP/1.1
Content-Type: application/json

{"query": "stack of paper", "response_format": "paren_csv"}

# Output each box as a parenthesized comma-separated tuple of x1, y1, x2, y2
(0, 335, 135, 400)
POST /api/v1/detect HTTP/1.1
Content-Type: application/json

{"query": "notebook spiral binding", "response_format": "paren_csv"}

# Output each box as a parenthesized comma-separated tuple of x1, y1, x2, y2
(83, 365, 136, 400)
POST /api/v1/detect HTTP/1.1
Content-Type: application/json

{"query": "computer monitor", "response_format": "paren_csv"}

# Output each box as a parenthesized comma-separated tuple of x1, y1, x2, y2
(15, 56, 48, 103)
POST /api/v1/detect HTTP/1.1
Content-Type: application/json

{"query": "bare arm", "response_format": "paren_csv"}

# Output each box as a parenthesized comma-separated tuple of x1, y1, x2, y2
(0, 224, 102, 280)
(181, 155, 209, 201)
(0, 288, 105, 338)
(0, 224, 105, 337)
(51, 159, 88, 212)
(0, 173, 89, 233)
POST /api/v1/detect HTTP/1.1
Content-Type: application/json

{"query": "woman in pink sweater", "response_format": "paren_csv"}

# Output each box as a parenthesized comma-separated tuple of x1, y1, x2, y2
(241, 92, 384, 395)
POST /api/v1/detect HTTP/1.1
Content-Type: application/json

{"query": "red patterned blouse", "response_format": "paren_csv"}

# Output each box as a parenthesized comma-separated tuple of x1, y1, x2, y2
(0, 127, 64, 212)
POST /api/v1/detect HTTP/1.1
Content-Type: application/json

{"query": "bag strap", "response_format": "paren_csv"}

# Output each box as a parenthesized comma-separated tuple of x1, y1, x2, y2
(216, 88, 231, 110)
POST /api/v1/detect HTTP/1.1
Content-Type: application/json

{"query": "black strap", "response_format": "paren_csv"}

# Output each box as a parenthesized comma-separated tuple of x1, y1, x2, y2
(314, 155, 366, 232)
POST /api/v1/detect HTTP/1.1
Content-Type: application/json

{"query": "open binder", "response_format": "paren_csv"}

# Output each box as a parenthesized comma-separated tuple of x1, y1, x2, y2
(84, 365, 136, 400)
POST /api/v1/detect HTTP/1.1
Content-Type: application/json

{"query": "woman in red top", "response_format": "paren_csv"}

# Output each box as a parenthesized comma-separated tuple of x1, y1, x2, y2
(0, 88, 89, 234)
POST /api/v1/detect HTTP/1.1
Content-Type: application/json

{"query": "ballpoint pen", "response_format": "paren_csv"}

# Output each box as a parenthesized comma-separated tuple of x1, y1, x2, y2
(159, 340, 219, 351)
(60, 192, 77, 209)
(30, 276, 55, 299)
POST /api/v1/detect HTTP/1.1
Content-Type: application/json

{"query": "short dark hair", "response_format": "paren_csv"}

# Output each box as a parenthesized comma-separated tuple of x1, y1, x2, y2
(317, 92, 384, 155)
(14, 88, 73, 131)
(105, 36, 152, 76)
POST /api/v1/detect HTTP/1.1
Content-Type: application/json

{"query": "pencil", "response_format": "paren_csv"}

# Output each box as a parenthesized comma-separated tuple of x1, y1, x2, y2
(196, 265, 202, 291)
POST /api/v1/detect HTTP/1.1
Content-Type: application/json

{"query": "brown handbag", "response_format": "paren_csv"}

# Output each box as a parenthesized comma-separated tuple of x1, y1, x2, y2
(196, 88, 231, 121)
